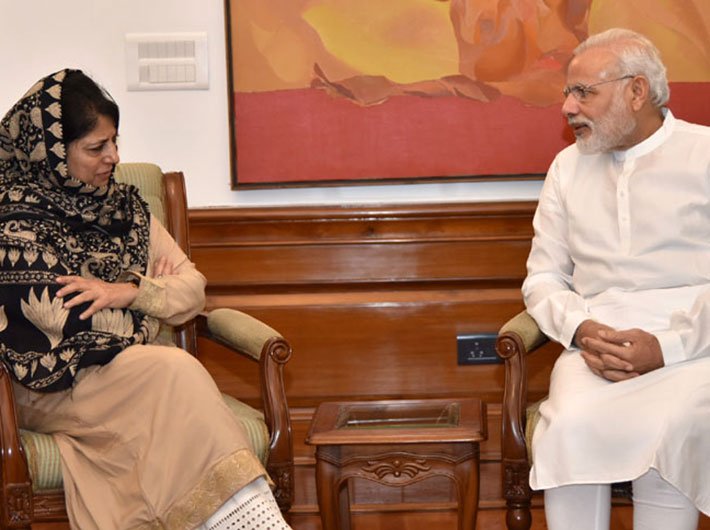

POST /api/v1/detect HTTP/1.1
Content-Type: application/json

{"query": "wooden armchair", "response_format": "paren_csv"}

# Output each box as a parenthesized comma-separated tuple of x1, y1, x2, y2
(0, 163, 294, 528)
(496, 310, 631, 530)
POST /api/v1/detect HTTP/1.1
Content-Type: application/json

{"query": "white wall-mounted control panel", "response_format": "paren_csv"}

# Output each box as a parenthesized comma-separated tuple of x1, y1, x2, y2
(125, 32, 209, 91)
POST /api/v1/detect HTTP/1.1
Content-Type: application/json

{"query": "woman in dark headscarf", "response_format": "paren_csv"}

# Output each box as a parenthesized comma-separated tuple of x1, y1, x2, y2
(0, 69, 290, 530)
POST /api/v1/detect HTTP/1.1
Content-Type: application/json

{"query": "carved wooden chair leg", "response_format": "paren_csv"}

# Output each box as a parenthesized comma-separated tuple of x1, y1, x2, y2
(506, 500, 533, 530)
(504, 461, 533, 530)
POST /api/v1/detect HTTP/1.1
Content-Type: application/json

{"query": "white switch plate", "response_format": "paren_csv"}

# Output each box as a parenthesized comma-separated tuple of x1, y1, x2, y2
(125, 32, 208, 91)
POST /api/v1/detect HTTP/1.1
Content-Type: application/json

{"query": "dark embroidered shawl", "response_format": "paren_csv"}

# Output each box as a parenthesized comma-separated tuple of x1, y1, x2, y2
(0, 69, 157, 392)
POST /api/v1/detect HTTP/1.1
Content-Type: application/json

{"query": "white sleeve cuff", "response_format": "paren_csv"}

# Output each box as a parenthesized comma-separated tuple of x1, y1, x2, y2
(653, 329, 686, 366)
(560, 310, 590, 349)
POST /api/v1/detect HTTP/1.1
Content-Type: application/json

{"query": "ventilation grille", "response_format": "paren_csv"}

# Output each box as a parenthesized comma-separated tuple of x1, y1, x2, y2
(125, 33, 208, 90)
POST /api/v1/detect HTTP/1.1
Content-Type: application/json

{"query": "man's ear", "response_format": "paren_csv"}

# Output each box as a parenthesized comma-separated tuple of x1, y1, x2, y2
(629, 75, 650, 111)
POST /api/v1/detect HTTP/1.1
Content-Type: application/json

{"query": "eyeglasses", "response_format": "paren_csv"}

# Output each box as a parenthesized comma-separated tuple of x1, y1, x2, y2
(563, 75, 635, 101)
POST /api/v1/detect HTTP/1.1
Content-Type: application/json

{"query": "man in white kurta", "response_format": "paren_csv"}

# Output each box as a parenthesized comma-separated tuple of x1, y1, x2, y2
(522, 28, 710, 530)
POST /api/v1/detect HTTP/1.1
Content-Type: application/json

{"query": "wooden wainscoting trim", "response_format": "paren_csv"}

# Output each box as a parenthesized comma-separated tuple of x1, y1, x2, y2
(188, 201, 537, 290)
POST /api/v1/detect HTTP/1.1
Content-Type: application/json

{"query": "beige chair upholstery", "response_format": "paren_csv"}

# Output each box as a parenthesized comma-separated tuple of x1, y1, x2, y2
(0, 163, 294, 528)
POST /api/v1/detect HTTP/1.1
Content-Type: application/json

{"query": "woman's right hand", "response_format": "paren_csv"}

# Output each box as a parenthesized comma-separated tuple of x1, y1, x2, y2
(56, 276, 139, 320)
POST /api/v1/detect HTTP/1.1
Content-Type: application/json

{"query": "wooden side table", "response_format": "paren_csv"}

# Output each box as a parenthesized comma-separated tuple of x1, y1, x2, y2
(305, 398, 487, 530)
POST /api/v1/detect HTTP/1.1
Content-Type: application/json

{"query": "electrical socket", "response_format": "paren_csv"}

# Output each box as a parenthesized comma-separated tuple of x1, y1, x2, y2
(456, 333, 501, 365)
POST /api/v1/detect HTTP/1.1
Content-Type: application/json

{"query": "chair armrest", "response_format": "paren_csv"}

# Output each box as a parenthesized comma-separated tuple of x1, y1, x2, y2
(197, 308, 283, 361)
(497, 310, 548, 358)
(195, 308, 294, 510)
(496, 310, 548, 508)
(0, 363, 33, 527)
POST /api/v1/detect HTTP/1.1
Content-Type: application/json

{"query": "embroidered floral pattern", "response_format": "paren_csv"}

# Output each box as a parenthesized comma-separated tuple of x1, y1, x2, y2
(93, 308, 138, 338)
(21, 287, 69, 349)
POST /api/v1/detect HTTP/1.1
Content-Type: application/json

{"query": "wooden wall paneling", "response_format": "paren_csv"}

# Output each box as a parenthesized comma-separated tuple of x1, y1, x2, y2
(189, 203, 535, 288)
(188, 201, 558, 519)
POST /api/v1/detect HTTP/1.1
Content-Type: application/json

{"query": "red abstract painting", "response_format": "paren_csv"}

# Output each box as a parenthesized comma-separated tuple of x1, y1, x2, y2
(225, 0, 710, 187)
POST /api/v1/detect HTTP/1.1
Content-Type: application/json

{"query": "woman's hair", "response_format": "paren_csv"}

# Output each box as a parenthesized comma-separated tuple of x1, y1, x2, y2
(61, 70, 120, 145)
(574, 28, 670, 107)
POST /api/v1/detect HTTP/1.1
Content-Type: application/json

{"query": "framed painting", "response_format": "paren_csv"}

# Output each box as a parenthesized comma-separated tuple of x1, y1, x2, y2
(224, 0, 710, 188)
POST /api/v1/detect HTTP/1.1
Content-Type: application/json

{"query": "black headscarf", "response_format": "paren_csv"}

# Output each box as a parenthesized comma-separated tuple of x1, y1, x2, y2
(0, 69, 157, 391)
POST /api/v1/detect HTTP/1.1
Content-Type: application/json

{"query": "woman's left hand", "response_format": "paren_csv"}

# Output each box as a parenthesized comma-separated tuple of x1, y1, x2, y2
(152, 256, 174, 279)
(56, 276, 139, 320)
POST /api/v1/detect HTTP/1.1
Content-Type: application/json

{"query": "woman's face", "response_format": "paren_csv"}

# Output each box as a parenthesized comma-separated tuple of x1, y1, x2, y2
(66, 114, 119, 187)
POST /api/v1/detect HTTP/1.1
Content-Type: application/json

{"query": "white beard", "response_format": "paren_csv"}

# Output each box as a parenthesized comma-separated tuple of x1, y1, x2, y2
(572, 93, 636, 154)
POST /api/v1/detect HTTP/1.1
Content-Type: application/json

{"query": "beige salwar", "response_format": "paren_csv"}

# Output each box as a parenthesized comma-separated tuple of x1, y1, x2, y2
(11, 217, 268, 530)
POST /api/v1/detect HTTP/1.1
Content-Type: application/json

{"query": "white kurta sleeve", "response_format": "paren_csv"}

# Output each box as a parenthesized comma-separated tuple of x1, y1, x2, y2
(129, 215, 207, 325)
(522, 158, 589, 349)
(653, 287, 710, 365)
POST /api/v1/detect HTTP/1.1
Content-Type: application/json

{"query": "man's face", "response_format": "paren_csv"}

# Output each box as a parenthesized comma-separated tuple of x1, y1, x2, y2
(561, 49, 636, 154)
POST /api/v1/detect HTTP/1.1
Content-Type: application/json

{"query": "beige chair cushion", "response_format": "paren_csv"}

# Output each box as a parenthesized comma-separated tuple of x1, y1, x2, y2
(20, 394, 269, 492)
(525, 399, 545, 464)
(114, 163, 167, 227)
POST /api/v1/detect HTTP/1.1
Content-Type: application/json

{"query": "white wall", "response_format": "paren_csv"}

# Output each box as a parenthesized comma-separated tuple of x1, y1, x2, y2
(0, 0, 542, 208)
